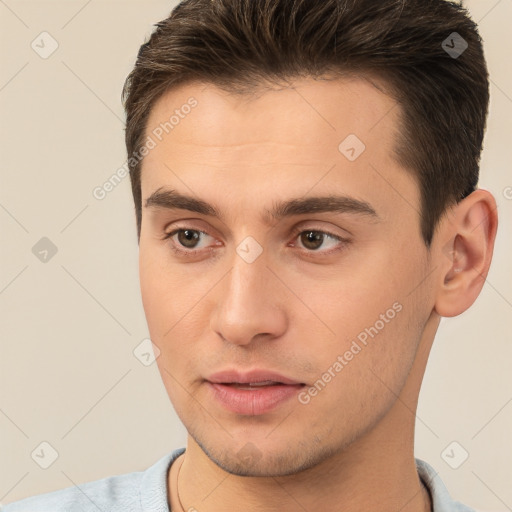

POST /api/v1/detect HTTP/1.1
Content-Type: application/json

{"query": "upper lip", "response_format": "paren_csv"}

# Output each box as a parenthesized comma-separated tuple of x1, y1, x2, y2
(206, 369, 304, 385)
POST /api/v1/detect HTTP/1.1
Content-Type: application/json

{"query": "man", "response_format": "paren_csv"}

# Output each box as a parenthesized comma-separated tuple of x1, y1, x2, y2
(3, 0, 498, 510)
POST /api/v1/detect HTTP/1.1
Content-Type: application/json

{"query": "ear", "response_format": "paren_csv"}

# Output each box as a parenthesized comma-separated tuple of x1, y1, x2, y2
(434, 189, 498, 318)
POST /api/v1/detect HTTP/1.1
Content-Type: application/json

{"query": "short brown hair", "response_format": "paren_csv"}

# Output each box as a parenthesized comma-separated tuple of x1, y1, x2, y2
(122, 0, 489, 246)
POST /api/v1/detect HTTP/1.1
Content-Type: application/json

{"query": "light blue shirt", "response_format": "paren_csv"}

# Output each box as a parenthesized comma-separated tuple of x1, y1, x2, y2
(2, 448, 475, 511)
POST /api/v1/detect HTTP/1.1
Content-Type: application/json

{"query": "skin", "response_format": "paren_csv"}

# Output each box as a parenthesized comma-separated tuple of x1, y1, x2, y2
(138, 77, 497, 512)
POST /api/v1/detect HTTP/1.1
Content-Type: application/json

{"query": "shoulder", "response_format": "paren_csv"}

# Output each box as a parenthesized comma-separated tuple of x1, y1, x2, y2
(1, 448, 185, 512)
(416, 458, 477, 512)
(1, 472, 143, 512)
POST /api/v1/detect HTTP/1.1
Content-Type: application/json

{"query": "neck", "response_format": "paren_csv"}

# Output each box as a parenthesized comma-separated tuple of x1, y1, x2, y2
(169, 316, 438, 512)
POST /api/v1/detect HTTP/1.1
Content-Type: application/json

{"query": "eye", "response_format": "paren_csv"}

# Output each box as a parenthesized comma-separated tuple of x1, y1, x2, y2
(290, 226, 350, 256)
(162, 228, 217, 257)
(162, 226, 350, 258)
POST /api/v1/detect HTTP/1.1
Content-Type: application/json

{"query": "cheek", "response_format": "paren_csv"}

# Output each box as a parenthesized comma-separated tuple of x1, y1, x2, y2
(139, 244, 187, 344)
(298, 300, 422, 435)
(139, 256, 167, 333)
(295, 249, 427, 393)
(288, 264, 405, 349)
(139, 246, 212, 377)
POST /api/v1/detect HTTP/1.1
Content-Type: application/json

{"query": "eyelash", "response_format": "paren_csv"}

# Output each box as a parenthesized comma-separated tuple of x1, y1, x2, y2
(161, 226, 350, 259)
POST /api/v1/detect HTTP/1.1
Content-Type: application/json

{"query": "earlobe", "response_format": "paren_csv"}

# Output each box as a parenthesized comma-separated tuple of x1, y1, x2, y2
(434, 189, 498, 318)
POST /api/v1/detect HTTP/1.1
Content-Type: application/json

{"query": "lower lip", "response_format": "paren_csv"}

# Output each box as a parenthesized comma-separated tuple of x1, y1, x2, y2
(207, 382, 304, 415)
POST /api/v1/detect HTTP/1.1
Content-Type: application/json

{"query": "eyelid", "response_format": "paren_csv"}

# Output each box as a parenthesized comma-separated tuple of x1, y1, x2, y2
(288, 224, 350, 242)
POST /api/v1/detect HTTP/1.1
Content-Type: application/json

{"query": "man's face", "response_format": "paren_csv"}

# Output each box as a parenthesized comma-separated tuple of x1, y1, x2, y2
(139, 77, 435, 476)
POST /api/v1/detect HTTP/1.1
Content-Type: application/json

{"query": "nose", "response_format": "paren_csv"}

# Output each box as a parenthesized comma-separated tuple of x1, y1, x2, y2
(209, 250, 288, 346)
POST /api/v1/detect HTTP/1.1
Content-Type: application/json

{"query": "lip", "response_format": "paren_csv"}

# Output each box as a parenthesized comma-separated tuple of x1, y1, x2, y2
(205, 369, 305, 415)
(206, 369, 303, 385)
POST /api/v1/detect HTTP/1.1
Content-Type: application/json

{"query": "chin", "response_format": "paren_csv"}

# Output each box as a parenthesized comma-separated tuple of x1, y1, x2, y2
(192, 433, 343, 477)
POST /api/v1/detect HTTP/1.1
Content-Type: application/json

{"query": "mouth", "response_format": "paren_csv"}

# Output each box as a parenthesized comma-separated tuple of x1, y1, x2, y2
(220, 380, 293, 390)
(205, 370, 306, 415)
(206, 369, 305, 386)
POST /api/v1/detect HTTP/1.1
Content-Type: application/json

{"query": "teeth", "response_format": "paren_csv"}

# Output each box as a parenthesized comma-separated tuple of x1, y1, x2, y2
(228, 380, 280, 388)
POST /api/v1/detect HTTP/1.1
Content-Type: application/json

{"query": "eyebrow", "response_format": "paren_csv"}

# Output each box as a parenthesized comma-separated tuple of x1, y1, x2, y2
(144, 187, 379, 224)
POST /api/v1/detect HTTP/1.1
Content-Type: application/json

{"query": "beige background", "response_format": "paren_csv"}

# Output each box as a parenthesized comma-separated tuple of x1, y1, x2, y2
(0, 0, 511, 510)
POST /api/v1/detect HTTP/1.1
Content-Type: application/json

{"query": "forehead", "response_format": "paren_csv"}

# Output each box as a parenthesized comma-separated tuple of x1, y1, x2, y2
(140, 76, 418, 225)
(144, 76, 400, 156)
